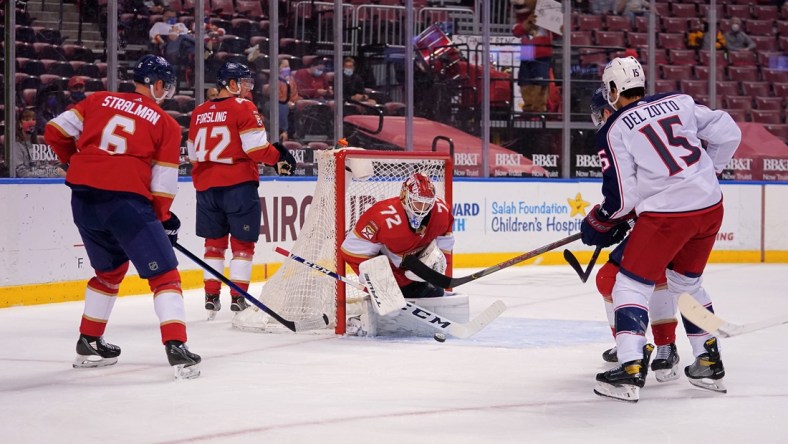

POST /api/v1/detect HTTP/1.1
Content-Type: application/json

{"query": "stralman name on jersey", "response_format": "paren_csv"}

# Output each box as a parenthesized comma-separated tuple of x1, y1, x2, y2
(101, 96, 161, 125)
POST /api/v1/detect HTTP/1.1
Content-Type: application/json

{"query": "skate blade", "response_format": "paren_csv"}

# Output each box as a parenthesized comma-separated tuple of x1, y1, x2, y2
(206, 310, 218, 321)
(594, 381, 640, 403)
(73, 355, 118, 368)
(688, 377, 727, 393)
(173, 363, 201, 380)
(654, 367, 680, 383)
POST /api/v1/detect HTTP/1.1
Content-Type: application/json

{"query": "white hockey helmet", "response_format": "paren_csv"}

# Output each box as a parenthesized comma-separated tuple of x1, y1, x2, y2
(602, 56, 645, 109)
(400, 173, 437, 229)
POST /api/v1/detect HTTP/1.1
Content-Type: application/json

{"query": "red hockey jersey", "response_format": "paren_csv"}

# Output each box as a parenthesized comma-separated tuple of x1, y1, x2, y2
(44, 91, 181, 221)
(341, 196, 455, 287)
(187, 97, 281, 191)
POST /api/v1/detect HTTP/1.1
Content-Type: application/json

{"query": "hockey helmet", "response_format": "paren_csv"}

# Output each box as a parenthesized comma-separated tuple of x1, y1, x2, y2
(590, 87, 613, 127)
(216, 61, 254, 95)
(400, 173, 437, 229)
(133, 54, 176, 103)
(601, 56, 645, 109)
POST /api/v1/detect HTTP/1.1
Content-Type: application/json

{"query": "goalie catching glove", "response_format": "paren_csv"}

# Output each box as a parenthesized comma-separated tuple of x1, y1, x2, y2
(272, 142, 296, 176)
(403, 241, 447, 282)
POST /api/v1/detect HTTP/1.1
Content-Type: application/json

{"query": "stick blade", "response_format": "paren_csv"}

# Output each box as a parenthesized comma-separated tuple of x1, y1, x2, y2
(448, 300, 507, 339)
(294, 314, 330, 332)
(678, 293, 729, 337)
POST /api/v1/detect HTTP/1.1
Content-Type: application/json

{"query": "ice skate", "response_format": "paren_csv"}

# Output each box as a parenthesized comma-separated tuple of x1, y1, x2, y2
(602, 346, 618, 363)
(594, 343, 654, 403)
(685, 337, 726, 393)
(73, 334, 121, 368)
(205, 293, 221, 320)
(165, 341, 201, 380)
(651, 343, 680, 382)
(230, 295, 249, 312)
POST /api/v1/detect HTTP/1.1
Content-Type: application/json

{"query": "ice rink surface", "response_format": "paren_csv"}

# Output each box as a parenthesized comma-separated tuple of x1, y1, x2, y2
(2, 263, 787, 444)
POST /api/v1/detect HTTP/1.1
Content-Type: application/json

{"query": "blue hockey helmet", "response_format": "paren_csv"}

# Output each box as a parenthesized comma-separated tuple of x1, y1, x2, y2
(133, 54, 176, 102)
(216, 62, 254, 94)
(590, 87, 613, 127)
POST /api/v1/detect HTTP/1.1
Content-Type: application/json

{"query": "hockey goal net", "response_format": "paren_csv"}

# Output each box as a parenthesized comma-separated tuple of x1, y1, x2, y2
(233, 148, 453, 334)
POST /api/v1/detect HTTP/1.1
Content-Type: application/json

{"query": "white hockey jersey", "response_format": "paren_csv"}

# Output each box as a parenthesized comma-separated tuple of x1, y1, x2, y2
(596, 93, 741, 219)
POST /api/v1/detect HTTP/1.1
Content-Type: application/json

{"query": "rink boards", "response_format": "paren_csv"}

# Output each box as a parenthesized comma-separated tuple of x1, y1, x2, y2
(1, 178, 786, 307)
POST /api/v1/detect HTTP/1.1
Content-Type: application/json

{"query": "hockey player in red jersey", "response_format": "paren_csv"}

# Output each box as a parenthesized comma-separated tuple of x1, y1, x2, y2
(44, 54, 201, 379)
(341, 173, 454, 299)
(583, 56, 740, 402)
(187, 61, 296, 319)
(590, 88, 682, 384)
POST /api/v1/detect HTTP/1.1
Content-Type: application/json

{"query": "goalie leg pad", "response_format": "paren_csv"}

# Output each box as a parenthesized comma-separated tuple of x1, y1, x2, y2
(362, 294, 470, 337)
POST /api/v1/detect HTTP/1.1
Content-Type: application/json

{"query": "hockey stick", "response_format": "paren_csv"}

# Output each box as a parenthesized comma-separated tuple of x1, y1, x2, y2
(678, 293, 788, 338)
(173, 242, 329, 332)
(402, 232, 582, 288)
(274, 247, 507, 338)
(563, 245, 603, 283)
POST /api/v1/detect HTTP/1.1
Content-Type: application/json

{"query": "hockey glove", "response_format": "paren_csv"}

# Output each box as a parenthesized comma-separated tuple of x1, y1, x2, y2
(162, 212, 181, 246)
(580, 204, 631, 248)
(272, 142, 296, 176)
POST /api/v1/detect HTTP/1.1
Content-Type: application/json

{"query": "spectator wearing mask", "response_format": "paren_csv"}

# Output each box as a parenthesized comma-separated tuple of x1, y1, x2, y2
(14, 108, 67, 178)
(724, 18, 756, 52)
(342, 57, 376, 106)
(35, 84, 67, 136)
(293, 61, 332, 100)
(149, 9, 196, 64)
(274, 58, 301, 141)
(66, 77, 87, 110)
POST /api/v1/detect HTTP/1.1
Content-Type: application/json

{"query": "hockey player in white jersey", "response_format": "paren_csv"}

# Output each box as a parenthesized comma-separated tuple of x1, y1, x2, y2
(589, 88, 683, 384)
(581, 56, 741, 402)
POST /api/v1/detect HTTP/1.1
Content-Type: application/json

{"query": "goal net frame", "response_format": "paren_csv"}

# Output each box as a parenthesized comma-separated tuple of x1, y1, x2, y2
(331, 149, 454, 334)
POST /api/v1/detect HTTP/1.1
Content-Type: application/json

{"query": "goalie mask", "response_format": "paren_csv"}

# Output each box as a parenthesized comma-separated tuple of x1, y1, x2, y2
(400, 173, 436, 229)
(602, 56, 644, 109)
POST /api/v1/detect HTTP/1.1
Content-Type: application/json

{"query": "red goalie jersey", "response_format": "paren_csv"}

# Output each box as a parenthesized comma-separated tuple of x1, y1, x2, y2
(187, 97, 281, 191)
(341, 196, 455, 287)
(44, 91, 181, 221)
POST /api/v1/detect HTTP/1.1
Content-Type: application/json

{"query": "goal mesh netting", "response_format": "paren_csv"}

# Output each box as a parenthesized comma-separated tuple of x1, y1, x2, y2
(232, 149, 453, 334)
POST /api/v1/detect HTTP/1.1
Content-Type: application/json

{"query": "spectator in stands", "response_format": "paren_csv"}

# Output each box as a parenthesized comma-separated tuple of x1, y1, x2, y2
(149, 9, 196, 64)
(512, 0, 553, 113)
(293, 60, 332, 100)
(35, 84, 66, 136)
(275, 58, 301, 141)
(206, 87, 219, 100)
(616, 0, 648, 26)
(590, 0, 615, 14)
(13, 109, 67, 178)
(688, 21, 726, 51)
(342, 57, 376, 106)
(724, 18, 756, 52)
(66, 77, 87, 110)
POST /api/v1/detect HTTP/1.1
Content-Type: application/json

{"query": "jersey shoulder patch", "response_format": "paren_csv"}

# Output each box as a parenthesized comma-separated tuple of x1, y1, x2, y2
(359, 220, 379, 241)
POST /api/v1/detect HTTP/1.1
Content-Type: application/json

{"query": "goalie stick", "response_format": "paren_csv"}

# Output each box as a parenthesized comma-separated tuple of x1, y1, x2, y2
(678, 293, 788, 338)
(274, 247, 507, 339)
(173, 243, 329, 332)
(402, 232, 582, 288)
(563, 245, 603, 283)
